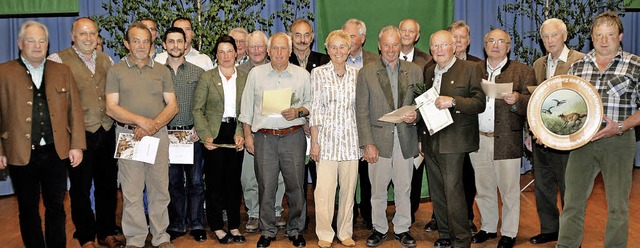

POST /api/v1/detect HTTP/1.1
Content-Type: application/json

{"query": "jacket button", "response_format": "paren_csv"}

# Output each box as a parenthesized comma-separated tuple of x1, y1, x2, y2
(25, 134, 30, 139)
(27, 101, 32, 106)
(26, 118, 31, 123)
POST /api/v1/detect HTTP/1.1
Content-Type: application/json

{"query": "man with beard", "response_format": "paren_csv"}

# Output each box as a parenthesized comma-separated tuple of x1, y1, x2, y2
(155, 17, 214, 71)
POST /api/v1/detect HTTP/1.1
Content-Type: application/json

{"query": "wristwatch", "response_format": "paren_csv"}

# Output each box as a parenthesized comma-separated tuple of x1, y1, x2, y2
(297, 109, 305, 118)
(451, 98, 456, 108)
(617, 122, 624, 135)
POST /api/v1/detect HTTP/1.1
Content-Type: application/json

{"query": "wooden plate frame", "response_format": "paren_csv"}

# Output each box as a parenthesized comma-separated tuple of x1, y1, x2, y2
(527, 75, 603, 150)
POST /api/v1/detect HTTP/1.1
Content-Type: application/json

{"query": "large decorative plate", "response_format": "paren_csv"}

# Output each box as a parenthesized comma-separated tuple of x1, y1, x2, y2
(527, 75, 603, 150)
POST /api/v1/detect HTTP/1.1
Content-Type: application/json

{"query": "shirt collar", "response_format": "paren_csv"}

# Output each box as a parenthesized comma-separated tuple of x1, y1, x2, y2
(487, 57, 508, 71)
(349, 49, 363, 62)
(399, 48, 415, 61)
(548, 45, 570, 63)
(20, 56, 45, 70)
(71, 45, 97, 63)
(124, 55, 154, 68)
(435, 57, 457, 74)
(217, 66, 237, 80)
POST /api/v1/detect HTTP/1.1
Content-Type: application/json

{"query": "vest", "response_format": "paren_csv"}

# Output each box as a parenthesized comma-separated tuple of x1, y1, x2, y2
(58, 47, 114, 132)
(31, 74, 54, 146)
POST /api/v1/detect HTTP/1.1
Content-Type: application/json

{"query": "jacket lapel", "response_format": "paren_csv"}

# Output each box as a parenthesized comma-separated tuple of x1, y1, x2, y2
(398, 64, 409, 106)
(376, 67, 394, 110)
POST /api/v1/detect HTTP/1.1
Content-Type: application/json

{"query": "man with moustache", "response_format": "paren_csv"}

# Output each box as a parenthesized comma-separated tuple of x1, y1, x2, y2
(423, 30, 485, 248)
(470, 28, 535, 248)
(356, 26, 422, 248)
(288, 18, 330, 73)
(448, 20, 482, 62)
(229, 27, 250, 66)
(155, 17, 214, 71)
(141, 18, 160, 58)
(237, 30, 289, 232)
(239, 32, 311, 248)
(558, 11, 640, 247)
(106, 22, 178, 248)
(160, 27, 207, 242)
(0, 20, 86, 248)
(529, 18, 584, 245)
(342, 18, 378, 230)
(47, 17, 122, 248)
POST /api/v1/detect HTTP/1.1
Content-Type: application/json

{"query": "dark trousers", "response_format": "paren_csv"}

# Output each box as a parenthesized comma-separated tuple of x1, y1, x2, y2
(204, 122, 243, 231)
(354, 159, 372, 224)
(69, 127, 119, 245)
(254, 128, 307, 237)
(532, 144, 569, 233)
(9, 144, 68, 248)
(410, 160, 425, 223)
(168, 142, 205, 232)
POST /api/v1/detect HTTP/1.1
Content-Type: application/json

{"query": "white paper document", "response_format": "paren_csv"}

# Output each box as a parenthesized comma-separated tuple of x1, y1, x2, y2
(378, 105, 420, 123)
(168, 130, 195, 164)
(481, 79, 513, 99)
(262, 88, 292, 116)
(114, 133, 160, 164)
(415, 87, 453, 135)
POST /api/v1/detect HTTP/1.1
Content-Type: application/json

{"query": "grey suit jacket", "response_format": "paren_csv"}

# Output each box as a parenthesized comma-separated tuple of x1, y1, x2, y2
(356, 59, 422, 159)
(533, 49, 585, 84)
(423, 59, 486, 154)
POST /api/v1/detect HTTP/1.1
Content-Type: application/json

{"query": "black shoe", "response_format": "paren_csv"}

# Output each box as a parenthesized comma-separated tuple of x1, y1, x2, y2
(424, 219, 438, 232)
(288, 234, 306, 247)
(471, 230, 497, 243)
(231, 233, 246, 243)
(257, 235, 275, 248)
(215, 232, 233, 244)
(530, 232, 558, 244)
(498, 236, 516, 248)
(434, 238, 452, 248)
(366, 229, 387, 247)
(190, 229, 207, 242)
(166, 230, 186, 241)
(469, 220, 478, 234)
(363, 220, 373, 230)
(393, 232, 416, 247)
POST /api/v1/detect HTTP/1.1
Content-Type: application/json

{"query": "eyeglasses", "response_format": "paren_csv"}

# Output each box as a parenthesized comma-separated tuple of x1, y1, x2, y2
(485, 39, 509, 45)
(430, 42, 453, 50)
(249, 45, 265, 50)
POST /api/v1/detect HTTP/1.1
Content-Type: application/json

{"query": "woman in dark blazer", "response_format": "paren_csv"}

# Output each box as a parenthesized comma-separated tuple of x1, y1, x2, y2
(193, 35, 246, 244)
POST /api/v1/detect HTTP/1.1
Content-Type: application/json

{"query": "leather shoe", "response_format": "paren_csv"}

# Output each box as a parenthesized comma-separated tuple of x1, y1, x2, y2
(190, 229, 206, 242)
(469, 220, 478, 233)
(166, 230, 186, 241)
(393, 232, 416, 247)
(366, 229, 387, 247)
(471, 230, 497, 243)
(98, 235, 125, 248)
(214, 232, 233, 244)
(424, 218, 438, 232)
(257, 235, 275, 247)
(498, 236, 516, 248)
(529, 232, 558, 244)
(434, 238, 452, 248)
(288, 234, 306, 247)
(231, 233, 246, 243)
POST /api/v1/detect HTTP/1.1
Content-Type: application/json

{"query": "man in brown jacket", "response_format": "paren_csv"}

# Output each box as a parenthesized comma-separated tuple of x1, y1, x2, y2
(0, 20, 86, 248)
(470, 28, 535, 248)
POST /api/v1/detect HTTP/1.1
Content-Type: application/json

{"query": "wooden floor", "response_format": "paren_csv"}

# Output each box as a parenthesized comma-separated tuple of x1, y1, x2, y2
(1, 169, 639, 248)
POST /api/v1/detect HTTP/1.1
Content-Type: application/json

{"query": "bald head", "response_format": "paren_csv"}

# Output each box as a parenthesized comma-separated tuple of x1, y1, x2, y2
(429, 30, 455, 67)
(71, 17, 99, 55)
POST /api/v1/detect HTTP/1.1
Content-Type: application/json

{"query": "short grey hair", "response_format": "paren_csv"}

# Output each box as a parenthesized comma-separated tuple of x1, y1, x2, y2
(18, 20, 49, 40)
(267, 32, 292, 51)
(398, 18, 421, 33)
(448, 20, 470, 36)
(246, 30, 268, 46)
(229, 27, 249, 37)
(378, 25, 400, 42)
(343, 18, 367, 36)
(540, 18, 567, 35)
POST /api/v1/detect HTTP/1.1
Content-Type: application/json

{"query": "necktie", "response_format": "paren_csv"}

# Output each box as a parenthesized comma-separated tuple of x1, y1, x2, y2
(403, 55, 408, 61)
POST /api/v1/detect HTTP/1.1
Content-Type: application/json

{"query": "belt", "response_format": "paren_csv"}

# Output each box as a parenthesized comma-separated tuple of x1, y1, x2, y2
(116, 122, 136, 130)
(167, 124, 194, 130)
(257, 125, 303, 135)
(479, 131, 495, 137)
(221, 117, 237, 123)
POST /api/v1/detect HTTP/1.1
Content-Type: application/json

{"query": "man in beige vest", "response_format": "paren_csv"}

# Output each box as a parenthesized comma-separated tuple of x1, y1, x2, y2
(48, 17, 123, 248)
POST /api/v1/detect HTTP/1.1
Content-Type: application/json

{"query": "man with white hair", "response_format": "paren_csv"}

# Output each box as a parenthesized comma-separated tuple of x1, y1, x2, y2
(229, 27, 249, 65)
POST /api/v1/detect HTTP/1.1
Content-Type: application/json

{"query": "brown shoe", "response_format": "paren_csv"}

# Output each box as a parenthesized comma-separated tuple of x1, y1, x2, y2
(99, 235, 125, 248)
(81, 241, 97, 248)
(157, 241, 174, 248)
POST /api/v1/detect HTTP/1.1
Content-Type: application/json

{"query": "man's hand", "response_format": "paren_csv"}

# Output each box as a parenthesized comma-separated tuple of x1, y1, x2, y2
(310, 142, 321, 162)
(234, 135, 245, 151)
(0, 156, 7, 169)
(401, 110, 417, 123)
(133, 127, 151, 141)
(190, 128, 200, 142)
(69, 149, 83, 167)
(363, 144, 379, 164)
(592, 116, 619, 141)
(245, 134, 255, 154)
(281, 107, 298, 121)
(502, 92, 520, 105)
(203, 137, 218, 150)
(435, 96, 454, 110)
(135, 117, 159, 136)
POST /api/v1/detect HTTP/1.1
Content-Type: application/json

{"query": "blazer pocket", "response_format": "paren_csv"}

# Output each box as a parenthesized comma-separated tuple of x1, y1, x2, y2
(66, 126, 72, 134)
(55, 86, 69, 94)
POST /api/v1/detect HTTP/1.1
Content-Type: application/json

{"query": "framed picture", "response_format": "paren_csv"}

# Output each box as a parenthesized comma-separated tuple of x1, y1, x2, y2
(527, 75, 603, 150)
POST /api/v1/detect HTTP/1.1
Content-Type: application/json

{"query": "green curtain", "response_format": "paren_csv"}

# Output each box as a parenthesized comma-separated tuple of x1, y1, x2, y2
(0, 0, 78, 15)
(315, 0, 454, 54)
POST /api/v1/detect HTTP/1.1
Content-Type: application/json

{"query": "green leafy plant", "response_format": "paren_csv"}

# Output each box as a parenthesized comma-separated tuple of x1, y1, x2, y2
(92, 0, 313, 58)
(497, 0, 631, 65)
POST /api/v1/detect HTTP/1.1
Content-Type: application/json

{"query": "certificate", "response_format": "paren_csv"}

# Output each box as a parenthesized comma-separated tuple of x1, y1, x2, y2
(378, 105, 420, 123)
(262, 88, 292, 116)
(114, 133, 159, 164)
(415, 87, 453, 135)
(168, 130, 195, 164)
(481, 79, 513, 99)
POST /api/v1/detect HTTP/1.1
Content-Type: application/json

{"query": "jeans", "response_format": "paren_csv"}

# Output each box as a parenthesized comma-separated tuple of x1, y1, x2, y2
(168, 142, 205, 232)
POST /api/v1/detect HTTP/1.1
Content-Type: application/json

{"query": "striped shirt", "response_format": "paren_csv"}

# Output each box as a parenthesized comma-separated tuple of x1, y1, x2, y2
(568, 48, 640, 122)
(309, 62, 361, 161)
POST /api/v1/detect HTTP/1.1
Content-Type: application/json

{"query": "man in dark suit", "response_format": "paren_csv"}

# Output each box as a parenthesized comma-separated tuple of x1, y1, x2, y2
(342, 18, 379, 230)
(0, 20, 86, 248)
(470, 28, 535, 248)
(357, 26, 422, 248)
(448, 20, 482, 62)
(288, 18, 330, 73)
(423, 30, 485, 248)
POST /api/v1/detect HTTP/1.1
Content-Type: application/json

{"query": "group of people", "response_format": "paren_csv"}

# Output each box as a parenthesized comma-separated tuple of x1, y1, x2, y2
(0, 10, 638, 248)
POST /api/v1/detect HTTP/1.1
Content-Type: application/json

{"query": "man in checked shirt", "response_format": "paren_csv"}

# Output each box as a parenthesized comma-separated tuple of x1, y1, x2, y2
(557, 11, 640, 248)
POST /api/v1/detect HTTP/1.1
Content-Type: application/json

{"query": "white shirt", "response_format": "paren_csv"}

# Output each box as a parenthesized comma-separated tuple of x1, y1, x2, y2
(478, 57, 508, 133)
(155, 47, 214, 71)
(218, 67, 237, 118)
(433, 57, 457, 94)
(399, 48, 415, 62)
(546, 45, 570, 79)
